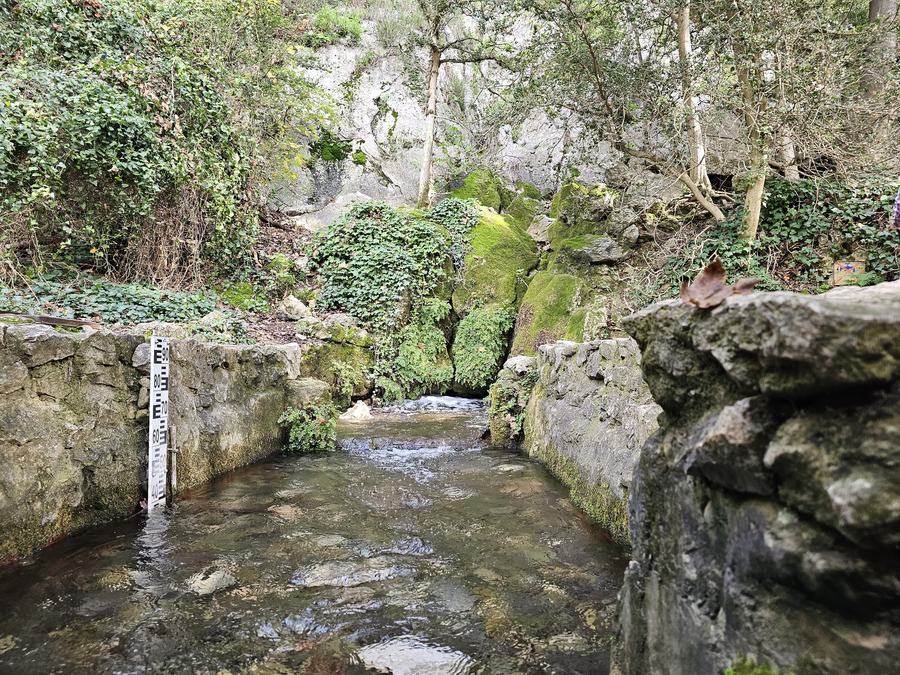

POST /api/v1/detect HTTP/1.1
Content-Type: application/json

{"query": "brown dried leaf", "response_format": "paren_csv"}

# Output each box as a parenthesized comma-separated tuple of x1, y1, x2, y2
(680, 257, 759, 309)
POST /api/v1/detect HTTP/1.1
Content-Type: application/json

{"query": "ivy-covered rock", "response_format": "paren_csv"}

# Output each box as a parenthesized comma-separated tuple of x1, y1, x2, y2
(451, 207, 538, 315)
(450, 304, 515, 394)
(310, 201, 452, 329)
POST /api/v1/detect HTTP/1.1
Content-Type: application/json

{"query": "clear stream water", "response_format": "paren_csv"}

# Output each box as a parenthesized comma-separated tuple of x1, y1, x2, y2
(0, 398, 627, 674)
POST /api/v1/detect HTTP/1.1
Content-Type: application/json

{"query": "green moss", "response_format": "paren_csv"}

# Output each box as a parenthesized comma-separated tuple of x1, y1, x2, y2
(219, 281, 269, 312)
(524, 408, 629, 545)
(510, 271, 587, 355)
(488, 366, 537, 447)
(547, 181, 619, 247)
(505, 194, 542, 230)
(351, 149, 367, 166)
(298, 341, 373, 407)
(450, 169, 504, 211)
(451, 304, 514, 392)
(451, 207, 538, 313)
(724, 657, 794, 675)
(515, 181, 542, 200)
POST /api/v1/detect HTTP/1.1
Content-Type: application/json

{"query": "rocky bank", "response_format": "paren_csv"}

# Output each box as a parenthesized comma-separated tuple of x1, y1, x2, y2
(521, 339, 660, 545)
(613, 281, 900, 674)
(0, 323, 331, 563)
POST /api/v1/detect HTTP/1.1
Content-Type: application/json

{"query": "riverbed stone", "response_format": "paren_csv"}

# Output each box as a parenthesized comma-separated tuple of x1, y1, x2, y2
(613, 280, 900, 675)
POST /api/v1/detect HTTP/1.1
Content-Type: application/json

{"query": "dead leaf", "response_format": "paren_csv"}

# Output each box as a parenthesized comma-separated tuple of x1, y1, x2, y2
(680, 257, 759, 309)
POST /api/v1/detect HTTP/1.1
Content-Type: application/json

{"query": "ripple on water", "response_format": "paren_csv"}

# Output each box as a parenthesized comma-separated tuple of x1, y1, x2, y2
(357, 635, 474, 675)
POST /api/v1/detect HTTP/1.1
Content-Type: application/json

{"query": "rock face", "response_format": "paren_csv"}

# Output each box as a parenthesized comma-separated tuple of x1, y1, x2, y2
(0, 323, 329, 563)
(522, 339, 660, 544)
(613, 281, 900, 674)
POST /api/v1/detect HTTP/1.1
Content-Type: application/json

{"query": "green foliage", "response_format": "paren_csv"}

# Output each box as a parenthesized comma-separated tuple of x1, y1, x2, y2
(375, 298, 454, 402)
(645, 176, 899, 300)
(303, 4, 362, 48)
(264, 252, 299, 298)
(351, 149, 368, 166)
(310, 201, 451, 329)
(488, 366, 538, 446)
(278, 403, 338, 454)
(310, 130, 353, 162)
(426, 197, 481, 269)
(0, 0, 330, 283)
(0, 276, 217, 324)
(452, 304, 514, 391)
(724, 657, 793, 675)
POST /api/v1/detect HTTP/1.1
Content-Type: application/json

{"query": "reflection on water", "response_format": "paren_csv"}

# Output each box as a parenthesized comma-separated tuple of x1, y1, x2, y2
(0, 400, 627, 674)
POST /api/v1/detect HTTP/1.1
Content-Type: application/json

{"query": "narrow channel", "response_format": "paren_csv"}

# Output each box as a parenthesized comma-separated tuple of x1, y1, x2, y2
(0, 397, 627, 674)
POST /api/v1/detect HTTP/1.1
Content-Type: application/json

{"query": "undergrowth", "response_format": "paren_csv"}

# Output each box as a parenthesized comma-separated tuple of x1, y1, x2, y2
(279, 403, 337, 454)
(636, 176, 899, 303)
(0, 0, 331, 285)
(452, 305, 514, 390)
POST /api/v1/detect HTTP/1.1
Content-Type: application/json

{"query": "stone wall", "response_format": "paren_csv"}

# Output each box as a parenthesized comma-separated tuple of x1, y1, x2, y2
(613, 281, 900, 674)
(0, 323, 328, 563)
(522, 339, 660, 544)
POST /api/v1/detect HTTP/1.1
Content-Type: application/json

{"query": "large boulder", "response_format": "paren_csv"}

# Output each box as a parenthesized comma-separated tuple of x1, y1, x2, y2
(613, 281, 900, 675)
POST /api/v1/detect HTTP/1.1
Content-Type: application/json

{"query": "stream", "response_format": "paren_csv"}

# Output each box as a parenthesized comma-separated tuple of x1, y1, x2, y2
(0, 397, 627, 674)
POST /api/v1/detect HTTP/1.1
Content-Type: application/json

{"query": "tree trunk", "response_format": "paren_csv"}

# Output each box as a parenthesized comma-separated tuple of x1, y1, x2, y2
(416, 45, 442, 208)
(777, 127, 800, 180)
(676, 3, 712, 192)
(865, 0, 898, 97)
(734, 41, 767, 241)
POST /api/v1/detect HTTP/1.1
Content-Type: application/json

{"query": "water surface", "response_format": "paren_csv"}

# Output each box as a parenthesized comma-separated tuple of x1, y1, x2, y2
(0, 399, 627, 674)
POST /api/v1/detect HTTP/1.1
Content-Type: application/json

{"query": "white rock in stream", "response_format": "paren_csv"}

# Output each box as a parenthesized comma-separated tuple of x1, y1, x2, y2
(357, 635, 474, 675)
(187, 569, 236, 595)
(339, 401, 372, 421)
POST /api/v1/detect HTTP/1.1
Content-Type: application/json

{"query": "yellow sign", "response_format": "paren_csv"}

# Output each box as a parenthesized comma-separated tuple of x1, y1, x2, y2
(833, 260, 866, 286)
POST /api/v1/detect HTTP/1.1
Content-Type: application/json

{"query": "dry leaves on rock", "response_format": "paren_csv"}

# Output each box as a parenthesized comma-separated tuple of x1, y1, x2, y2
(680, 258, 759, 309)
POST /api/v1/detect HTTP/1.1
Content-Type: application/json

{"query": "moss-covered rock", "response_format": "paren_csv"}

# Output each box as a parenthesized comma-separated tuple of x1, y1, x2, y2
(505, 194, 542, 230)
(450, 169, 505, 211)
(298, 340, 373, 407)
(451, 207, 538, 315)
(510, 271, 588, 355)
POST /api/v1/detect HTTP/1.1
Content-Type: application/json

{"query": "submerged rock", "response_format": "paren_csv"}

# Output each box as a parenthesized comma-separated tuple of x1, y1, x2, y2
(187, 569, 236, 596)
(357, 635, 474, 675)
(290, 558, 414, 588)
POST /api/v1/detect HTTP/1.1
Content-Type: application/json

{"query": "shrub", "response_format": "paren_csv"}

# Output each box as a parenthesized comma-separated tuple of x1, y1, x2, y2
(376, 298, 454, 401)
(278, 403, 337, 454)
(643, 176, 899, 301)
(303, 4, 363, 48)
(0, 0, 329, 285)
